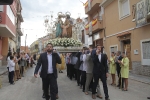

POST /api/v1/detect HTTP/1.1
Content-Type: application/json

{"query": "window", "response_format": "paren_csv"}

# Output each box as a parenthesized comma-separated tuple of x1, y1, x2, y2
(110, 45, 118, 57)
(118, 0, 130, 19)
(141, 39, 150, 65)
(93, 32, 100, 41)
(6, 5, 15, 25)
(0, 5, 3, 12)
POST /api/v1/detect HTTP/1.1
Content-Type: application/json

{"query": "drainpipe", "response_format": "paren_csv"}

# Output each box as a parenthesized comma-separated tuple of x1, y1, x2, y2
(101, 27, 106, 54)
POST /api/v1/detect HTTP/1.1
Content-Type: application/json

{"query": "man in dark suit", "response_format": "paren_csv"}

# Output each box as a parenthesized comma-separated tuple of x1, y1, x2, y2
(115, 51, 124, 88)
(91, 45, 110, 100)
(74, 51, 82, 86)
(34, 43, 61, 100)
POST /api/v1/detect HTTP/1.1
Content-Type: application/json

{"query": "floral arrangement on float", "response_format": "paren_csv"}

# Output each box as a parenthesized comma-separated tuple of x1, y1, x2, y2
(47, 38, 82, 47)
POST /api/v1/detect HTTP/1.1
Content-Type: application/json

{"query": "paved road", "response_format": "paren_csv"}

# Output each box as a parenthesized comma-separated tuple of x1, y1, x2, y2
(0, 66, 150, 100)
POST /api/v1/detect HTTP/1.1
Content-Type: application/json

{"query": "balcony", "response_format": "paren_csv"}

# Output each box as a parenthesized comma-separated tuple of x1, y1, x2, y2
(17, 28, 23, 36)
(85, 0, 103, 14)
(17, 11, 24, 22)
(0, 10, 16, 38)
(85, 19, 103, 35)
(0, 26, 15, 37)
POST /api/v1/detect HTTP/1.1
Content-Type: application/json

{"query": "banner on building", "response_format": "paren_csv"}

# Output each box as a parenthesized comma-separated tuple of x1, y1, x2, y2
(136, 0, 147, 27)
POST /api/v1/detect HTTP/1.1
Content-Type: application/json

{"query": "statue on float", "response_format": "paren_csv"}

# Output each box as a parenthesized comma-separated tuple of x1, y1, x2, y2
(55, 12, 63, 37)
(55, 12, 74, 38)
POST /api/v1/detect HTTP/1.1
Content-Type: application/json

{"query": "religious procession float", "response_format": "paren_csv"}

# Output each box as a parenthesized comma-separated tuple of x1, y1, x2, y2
(44, 11, 84, 52)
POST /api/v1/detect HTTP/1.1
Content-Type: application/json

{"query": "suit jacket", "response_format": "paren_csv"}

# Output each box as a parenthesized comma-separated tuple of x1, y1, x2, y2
(71, 56, 78, 65)
(74, 52, 81, 69)
(92, 50, 108, 75)
(85, 54, 93, 73)
(34, 52, 61, 78)
(115, 55, 123, 69)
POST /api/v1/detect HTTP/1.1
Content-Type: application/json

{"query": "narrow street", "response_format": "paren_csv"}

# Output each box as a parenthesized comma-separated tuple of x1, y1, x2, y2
(0, 66, 150, 100)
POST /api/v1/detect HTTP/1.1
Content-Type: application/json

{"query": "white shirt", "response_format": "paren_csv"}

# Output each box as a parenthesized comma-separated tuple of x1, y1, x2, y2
(8, 60, 15, 72)
(25, 54, 29, 60)
(7, 57, 10, 68)
(47, 53, 53, 74)
(82, 54, 87, 71)
(98, 53, 102, 62)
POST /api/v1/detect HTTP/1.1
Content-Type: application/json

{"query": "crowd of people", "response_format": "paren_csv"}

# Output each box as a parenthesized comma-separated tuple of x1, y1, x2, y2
(65, 45, 130, 100)
(6, 51, 37, 85)
(34, 43, 130, 100)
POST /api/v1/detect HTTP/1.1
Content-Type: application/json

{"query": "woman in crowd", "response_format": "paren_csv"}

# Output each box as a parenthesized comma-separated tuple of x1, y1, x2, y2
(108, 52, 116, 85)
(30, 55, 36, 67)
(17, 52, 21, 79)
(13, 52, 21, 81)
(59, 53, 66, 73)
(119, 52, 129, 91)
(20, 51, 26, 77)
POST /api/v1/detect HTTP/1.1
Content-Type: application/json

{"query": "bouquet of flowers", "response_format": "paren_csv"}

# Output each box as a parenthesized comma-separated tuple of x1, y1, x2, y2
(47, 38, 82, 47)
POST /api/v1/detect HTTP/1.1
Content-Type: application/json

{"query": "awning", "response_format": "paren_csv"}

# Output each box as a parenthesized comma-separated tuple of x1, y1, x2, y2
(117, 32, 131, 37)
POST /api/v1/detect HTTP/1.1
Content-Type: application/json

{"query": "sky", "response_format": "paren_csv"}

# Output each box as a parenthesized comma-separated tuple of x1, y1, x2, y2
(20, 0, 87, 46)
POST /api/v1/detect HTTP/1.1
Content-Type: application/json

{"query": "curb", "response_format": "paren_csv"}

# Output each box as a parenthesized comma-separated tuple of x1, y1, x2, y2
(0, 71, 8, 76)
(129, 77, 150, 85)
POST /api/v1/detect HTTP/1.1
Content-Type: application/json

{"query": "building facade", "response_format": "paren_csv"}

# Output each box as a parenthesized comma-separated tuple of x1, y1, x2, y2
(85, 0, 150, 76)
(84, 0, 105, 48)
(0, 0, 23, 66)
(16, 0, 24, 53)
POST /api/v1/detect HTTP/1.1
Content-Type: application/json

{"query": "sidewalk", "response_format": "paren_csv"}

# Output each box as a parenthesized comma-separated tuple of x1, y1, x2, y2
(129, 72, 150, 84)
(0, 65, 7, 76)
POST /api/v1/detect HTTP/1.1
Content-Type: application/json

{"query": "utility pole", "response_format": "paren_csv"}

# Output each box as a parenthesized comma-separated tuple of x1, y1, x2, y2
(25, 34, 27, 53)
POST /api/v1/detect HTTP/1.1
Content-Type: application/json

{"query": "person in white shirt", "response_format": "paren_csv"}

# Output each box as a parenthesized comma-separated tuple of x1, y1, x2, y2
(8, 55, 15, 85)
(6, 52, 12, 83)
(25, 53, 30, 68)
(80, 48, 87, 92)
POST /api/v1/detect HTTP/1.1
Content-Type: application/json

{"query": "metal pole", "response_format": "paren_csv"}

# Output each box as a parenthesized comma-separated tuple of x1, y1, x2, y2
(25, 34, 27, 53)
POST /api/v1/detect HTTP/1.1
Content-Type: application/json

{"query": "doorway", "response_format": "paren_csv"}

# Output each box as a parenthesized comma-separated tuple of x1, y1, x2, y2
(122, 39, 132, 70)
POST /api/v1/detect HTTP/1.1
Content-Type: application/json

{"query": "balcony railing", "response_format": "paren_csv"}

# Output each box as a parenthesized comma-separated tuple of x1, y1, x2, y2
(85, 0, 103, 14)
(85, 19, 103, 35)
(17, 11, 24, 22)
(17, 28, 23, 36)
